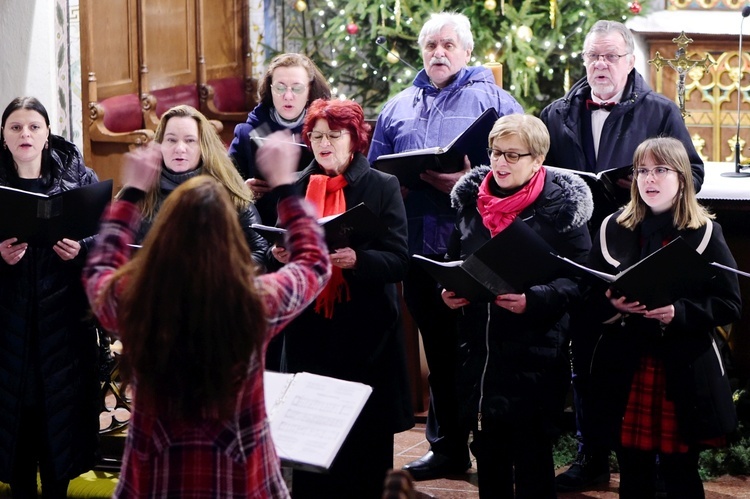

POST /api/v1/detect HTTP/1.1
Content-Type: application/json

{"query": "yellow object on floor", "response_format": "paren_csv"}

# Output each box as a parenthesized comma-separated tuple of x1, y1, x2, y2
(0, 470, 118, 498)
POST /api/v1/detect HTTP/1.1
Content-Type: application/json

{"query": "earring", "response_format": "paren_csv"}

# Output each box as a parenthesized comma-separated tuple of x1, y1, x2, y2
(44, 141, 49, 150)
(2, 142, 6, 150)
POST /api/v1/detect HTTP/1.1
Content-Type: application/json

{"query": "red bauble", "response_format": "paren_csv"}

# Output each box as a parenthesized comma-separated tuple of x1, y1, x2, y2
(346, 23, 359, 35)
(629, 1, 642, 14)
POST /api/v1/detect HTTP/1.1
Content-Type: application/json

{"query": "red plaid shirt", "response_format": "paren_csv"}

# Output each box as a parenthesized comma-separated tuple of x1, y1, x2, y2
(83, 195, 330, 498)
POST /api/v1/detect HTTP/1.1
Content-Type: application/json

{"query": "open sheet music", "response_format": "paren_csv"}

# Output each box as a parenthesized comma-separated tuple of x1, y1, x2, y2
(264, 371, 372, 472)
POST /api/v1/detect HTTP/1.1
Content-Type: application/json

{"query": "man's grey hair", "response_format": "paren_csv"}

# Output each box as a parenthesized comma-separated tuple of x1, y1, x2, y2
(583, 20, 635, 54)
(417, 12, 474, 52)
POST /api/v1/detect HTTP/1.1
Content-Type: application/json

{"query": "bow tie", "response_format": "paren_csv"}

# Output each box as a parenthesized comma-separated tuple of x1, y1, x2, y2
(586, 99, 616, 111)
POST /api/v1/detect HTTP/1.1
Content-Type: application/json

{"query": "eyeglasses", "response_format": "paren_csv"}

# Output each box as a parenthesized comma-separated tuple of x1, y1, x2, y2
(634, 166, 677, 179)
(486, 148, 533, 164)
(307, 130, 349, 143)
(271, 83, 308, 95)
(582, 52, 631, 64)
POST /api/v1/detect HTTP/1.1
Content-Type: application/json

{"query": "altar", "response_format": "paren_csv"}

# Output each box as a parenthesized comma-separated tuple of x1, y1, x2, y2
(697, 162, 750, 377)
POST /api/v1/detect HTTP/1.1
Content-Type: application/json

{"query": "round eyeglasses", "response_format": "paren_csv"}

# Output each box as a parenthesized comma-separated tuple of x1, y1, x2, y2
(271, 83, 308, 95)
(582, 52, 630, 65)
(634, 166, 677, 180)
(307, 130, 349, 143)
(486, 148, 532, 164)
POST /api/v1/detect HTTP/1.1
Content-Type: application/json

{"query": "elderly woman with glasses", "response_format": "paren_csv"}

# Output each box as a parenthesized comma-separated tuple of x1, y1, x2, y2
(271, 98, 413, 499)
(229, 53, 331, 225)
(442, 113, 593, 498)
(584, 137, 741, 499)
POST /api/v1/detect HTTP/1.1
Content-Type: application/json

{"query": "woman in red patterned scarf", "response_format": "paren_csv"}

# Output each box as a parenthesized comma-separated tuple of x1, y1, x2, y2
(444, 113, 594, 498)
(270, 99, 414, 498)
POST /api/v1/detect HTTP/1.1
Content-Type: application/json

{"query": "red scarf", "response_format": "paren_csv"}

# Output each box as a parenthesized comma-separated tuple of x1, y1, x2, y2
(305, 174, 351, 318)
(477, 167, 546, 236)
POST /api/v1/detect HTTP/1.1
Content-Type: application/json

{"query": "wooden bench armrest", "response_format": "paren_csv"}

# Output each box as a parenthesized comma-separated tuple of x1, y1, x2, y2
(89, 102, 154, 145)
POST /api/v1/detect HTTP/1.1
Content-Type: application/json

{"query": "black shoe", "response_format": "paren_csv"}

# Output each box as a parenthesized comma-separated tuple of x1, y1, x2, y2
(555, 452, 610, 492)
(402, 451, 471, 481)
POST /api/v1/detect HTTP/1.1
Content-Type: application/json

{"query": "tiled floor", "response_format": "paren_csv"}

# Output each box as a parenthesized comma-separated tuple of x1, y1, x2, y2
(395, 424, 750, 498)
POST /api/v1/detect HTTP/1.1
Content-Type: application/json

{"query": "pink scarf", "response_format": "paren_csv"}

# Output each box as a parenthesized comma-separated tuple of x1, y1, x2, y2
(477, 167, 546, 236)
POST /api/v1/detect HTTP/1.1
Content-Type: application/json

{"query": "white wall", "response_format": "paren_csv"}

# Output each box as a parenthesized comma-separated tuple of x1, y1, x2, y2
(0, 1, 58, 131)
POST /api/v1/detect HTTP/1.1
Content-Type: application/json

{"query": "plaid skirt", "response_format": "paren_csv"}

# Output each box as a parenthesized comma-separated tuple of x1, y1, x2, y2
(620, 354, 725, 453)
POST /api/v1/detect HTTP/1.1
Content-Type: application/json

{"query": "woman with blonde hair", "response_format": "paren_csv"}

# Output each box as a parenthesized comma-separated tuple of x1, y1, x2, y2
(135, 104, 269, 268)
(586, 137, 741, 498)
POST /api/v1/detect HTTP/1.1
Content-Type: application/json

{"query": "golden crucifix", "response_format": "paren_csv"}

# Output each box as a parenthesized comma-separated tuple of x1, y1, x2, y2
(648, 32, 714, 120)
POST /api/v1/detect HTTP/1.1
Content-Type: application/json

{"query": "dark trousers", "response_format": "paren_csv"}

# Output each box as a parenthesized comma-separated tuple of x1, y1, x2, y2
(10, 406, 69, 499)
(617, 447, 703, 499)
(402, 263, 468, 460)
(570, 318, 609, 459)
(291, 414, 393, 499)
(470, 424, 556, 499)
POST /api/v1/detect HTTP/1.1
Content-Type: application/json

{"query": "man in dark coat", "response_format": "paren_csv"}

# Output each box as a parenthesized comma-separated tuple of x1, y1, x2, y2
(540, 20, 704, 492)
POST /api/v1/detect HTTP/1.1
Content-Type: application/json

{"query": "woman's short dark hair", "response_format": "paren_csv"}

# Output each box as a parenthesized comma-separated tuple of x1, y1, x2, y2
(258, 53, 331, 109)
(0, 97, 53, 185)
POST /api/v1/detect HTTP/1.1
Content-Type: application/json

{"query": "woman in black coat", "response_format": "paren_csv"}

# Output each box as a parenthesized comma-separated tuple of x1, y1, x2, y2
(271, 99, 413, 499)
(443, 114, 593, 498)
(0, 97, 100, 498)
(585, 137, 741, 499)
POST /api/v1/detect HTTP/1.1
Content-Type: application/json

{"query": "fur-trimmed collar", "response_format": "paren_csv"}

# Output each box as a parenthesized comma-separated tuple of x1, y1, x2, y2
(450, 165, 594, 233)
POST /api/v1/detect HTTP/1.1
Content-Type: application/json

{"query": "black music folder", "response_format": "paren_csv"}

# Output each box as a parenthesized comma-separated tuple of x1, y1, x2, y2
(372, 108, 500, 188)
(0, 179, 113, 245)
(251, 202, 388, 251)
(556, 237, 718, 308)
(412, 218, 565, 302)
(547, 164, 632, 218)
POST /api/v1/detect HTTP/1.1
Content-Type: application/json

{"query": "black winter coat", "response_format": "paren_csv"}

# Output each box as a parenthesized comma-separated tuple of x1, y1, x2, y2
(0, 135, 100, 481)
(540, 70, 704, 192)
(448, 166, 593, 433)
(282, 153, 414, 434)
(586, 211, 741, 447)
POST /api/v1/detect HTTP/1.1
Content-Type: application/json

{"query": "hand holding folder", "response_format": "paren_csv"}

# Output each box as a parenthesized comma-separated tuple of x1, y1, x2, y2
(251, 202, 388, 252)
(412, 219, 564, 302)
(555, 237, 719, 309)
(0, 180, 113, 245)
(373, 108, 500, 189)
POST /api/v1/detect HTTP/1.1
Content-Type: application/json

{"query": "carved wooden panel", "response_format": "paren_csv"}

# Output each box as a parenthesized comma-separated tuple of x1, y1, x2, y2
(142, 0, 196, 90)
(80, 0, 139, 99)
(647, 35, 750, 163)
(203, 0, 243, 80)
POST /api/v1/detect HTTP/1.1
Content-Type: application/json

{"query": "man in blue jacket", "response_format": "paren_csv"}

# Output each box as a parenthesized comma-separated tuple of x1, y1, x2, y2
(540, 19, 704, 493)
(368, 11, 522, 481)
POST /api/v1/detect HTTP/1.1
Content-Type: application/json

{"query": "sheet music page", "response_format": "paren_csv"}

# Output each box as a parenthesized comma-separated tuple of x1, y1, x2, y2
(264, 371, 372, 470)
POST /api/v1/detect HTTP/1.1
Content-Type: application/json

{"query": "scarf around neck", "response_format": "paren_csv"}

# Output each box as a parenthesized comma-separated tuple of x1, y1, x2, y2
(304, 173, 350, 318)
(477, 167, 546, 236)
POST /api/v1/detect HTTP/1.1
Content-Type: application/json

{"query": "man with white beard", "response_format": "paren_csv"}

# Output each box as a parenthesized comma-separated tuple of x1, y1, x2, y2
(368, 11, 522, 481)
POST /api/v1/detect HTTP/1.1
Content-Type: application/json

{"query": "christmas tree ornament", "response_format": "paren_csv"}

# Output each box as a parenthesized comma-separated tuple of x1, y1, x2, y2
(346, 22, 359, 35)
(294, 0, 307, 12)
(629, 1, 641, 14)
(484, 0, 497, 11)
(387, 46, 400, 64)
(516, 25, 533, 42)
(525, 56, 538, 68)
(550, 0, 557, 28)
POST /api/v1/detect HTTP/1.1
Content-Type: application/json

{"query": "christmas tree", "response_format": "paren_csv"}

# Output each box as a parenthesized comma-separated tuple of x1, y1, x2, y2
(282, 0, 645, 114)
